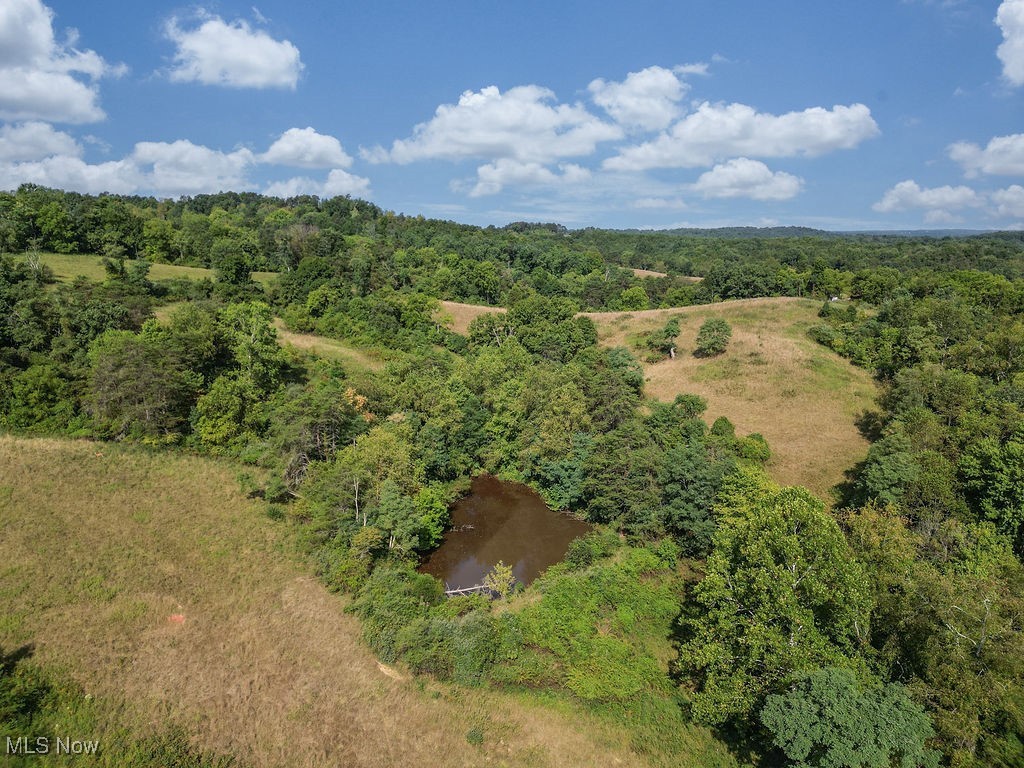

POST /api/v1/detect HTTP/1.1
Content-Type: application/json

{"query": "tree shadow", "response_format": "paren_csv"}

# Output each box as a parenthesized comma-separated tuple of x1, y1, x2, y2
(0, 642, 37, 673)
(854, 408, 885, 441)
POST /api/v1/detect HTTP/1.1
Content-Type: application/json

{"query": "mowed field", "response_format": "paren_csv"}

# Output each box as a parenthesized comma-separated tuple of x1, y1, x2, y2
(583, 298, 877, 497)
(0, 436, 660, 768)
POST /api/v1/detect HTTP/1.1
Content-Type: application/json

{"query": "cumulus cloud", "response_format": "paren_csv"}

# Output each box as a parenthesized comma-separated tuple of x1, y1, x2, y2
(997, 0, 1024, 86)
(165, 14, 303, 89)
(264, 168, 370, 199)
(872, 179, 984, 223)
(588, 65, 690, 131)
(131, 140, 255, 196)
(691, 158, 803, 200)
(260, 127, 352, 168)
(0, 0, 123, 123)
(0, 121, 80, 161)
(0, 155, 140, 194)
(992, 184, 1024, 218)
(469, 159, 589, 197)
(0, 129, 378, 199)
(366, 85, 621, 165)
(949, 133, 1024, 177)
(604, 101, 879, 171)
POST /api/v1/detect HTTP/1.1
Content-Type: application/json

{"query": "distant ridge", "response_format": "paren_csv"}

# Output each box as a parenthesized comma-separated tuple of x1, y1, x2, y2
(602, 225, 1012, 240)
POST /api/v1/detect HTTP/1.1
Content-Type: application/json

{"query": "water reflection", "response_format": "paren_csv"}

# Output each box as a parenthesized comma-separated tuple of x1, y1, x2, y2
(419, 474, 591, 590)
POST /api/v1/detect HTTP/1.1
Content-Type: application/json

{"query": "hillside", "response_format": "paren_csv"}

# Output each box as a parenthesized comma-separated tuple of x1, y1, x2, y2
(582, 298, 877, 497)
(0, 436, 653, 768)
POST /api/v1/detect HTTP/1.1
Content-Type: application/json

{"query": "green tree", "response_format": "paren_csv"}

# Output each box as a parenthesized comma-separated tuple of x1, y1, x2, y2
(617, 285, 650, 311)
(220, 301, 285, 393)
(483, 560, 516, 598)
(695, 317, 732, 357)
(676, 468, 872, 725)
(760, 667, 938, 768)
(87, 330, 200, 441)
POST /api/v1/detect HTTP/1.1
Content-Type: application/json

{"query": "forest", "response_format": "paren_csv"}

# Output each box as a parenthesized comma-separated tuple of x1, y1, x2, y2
(2, 184, 1024, 768)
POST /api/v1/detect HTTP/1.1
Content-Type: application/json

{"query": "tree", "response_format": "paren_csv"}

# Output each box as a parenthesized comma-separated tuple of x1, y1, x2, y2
(645, 317, 681, 360)
(617, 285, 649, 311)
(676, 468, 872, 726)
(484, 560, 516, 597)
(695, 317, 732, 357)
(760, 667, 938, 768)
(219, 301, 285, 393)
(87, 330, 200, 441)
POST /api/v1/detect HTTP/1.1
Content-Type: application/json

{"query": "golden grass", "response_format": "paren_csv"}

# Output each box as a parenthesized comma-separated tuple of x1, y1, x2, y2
(0, 436, 657, 768)
(584, 298, 877, 498)
(15, 252, 278, 285)
(438, 300, 506, 335)
(630, 268, 668, 279)
(273, 318, 386, 372)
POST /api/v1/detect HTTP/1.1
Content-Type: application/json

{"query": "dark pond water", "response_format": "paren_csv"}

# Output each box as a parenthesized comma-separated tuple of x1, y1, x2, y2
(419, 474, 592, 590)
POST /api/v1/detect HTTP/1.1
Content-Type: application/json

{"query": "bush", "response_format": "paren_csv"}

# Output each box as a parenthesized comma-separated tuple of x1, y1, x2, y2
(695, 318, 732, 357)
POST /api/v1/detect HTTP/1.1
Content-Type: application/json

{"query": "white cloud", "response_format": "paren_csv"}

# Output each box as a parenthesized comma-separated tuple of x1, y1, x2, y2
(0, 121, 80, 161)
(469, 159, 589, 197)
(264, 168, 370, 199)
(131, 140, 255, 196)
(604, 101, 879, 171)
(872, 180, 984, 222)
(260, 127, 352, 168)
(0, 0, 122, 123)
(0, 155, 140, 194)
(996, 0, 1024, 86)
(165, 14, 303, 89)
(949, 133, 1024, 177)
(691, 158, 803, 200)
(367, 85, 622, 165)
(588, 65, 689, 131)
(992, 184, 1024, 218)
(322, 168, 370, 197)
(264, 168, 372, 198)
(632, 197, 688, 210)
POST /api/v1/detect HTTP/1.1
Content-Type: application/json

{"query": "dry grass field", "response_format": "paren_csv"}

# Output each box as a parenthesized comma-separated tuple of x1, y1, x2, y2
(629, 268, 669, 279)
(438, 300, 507, 335)
(0, 436, 669, 768)
(583, 298, 877, 497)
(273, 318, 386, 372)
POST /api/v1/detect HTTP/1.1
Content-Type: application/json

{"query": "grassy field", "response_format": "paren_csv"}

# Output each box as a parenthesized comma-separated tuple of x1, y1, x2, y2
(438, 300, 507, 335)
(15, 252, 279, 286)
(583, 298, 877, 498)
(273, 318, 386, 372)
(0, 436, 666, 768)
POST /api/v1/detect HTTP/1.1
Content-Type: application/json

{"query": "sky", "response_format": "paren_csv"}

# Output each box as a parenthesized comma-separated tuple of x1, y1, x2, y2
(0, 0, 1022, 231)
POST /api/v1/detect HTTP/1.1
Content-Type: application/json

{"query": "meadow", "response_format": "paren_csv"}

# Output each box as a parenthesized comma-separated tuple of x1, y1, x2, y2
(0, 436, 655, 768)
(582, 298, 878, 497)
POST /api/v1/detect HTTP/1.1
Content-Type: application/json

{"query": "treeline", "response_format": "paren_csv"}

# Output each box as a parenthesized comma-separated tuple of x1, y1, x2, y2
(6, 185, 1024, 316)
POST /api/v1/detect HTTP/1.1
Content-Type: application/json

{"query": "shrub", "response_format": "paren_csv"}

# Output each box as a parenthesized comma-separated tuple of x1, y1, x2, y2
(695, 318, 732, 357)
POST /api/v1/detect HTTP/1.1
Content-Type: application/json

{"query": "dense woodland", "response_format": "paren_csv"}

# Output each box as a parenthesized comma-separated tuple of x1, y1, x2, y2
(3, 185, 1024, 767)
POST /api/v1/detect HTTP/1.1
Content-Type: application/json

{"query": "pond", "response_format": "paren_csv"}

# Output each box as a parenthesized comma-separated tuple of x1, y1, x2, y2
(419, 474, 592, 590)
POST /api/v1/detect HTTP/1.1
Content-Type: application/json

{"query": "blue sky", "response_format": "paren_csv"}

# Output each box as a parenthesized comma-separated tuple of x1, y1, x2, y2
(1, 0, 1022, 230)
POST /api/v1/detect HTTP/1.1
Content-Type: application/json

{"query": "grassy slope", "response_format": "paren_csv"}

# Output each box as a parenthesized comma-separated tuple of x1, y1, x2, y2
(583, 298, 877, 497)
(272, 319, 386, 372)
(0, 436, 655, 768)
(438, 300, 507, 335)
(16, 252, 278, 286)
